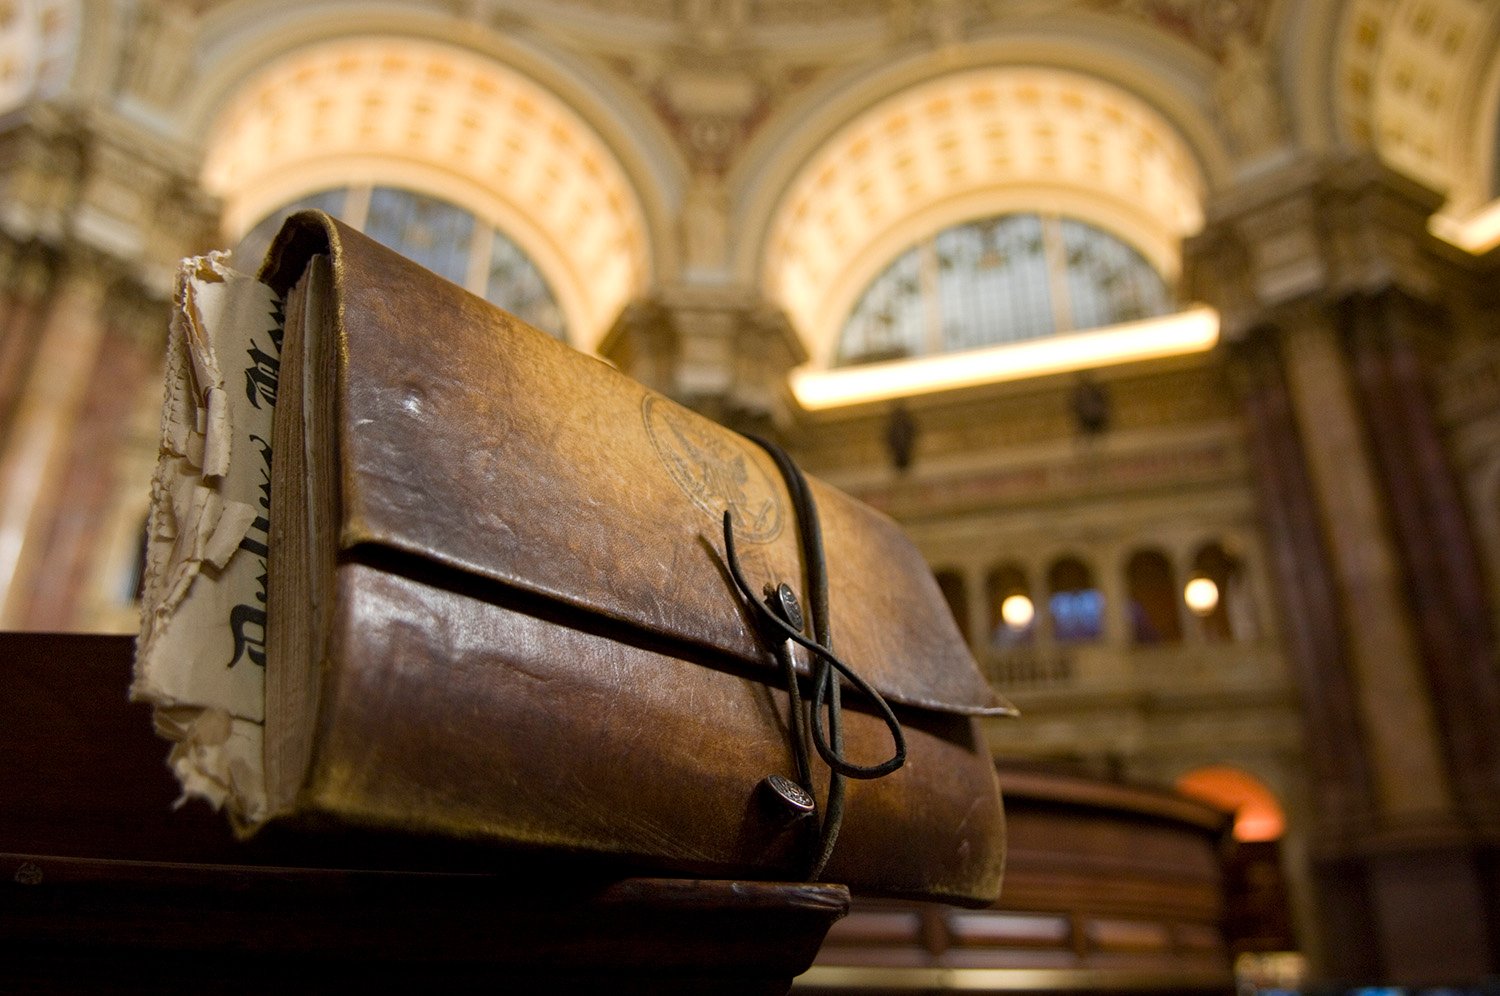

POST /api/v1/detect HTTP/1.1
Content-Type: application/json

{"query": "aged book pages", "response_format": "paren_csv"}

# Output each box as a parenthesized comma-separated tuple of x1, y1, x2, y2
(132, 252, 282, 825)
(263, 256, 335, 819)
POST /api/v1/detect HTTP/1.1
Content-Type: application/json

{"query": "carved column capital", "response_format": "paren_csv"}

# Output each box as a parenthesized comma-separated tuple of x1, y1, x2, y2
(0, 103, 220, 299)
(600, 285, 807, 438)
(1185, 155, 1449, 340)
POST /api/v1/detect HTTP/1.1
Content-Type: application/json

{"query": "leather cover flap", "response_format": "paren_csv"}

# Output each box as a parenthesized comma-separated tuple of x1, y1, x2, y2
(263, 212, 1013, 719)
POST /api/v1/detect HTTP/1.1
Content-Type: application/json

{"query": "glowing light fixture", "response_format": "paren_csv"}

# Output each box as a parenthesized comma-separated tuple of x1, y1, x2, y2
(1176, 766, 1285, 842)
(791, 306, 1219, 410)
(1184, 576, 1220, 616)
(1431, 199, 1500, 255)
(1000, 594, 1035, 630)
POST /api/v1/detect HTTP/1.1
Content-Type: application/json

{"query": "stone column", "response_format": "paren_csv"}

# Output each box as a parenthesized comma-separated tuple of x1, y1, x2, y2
(0, 104, 218, 630)
(1096, 542, 1131, 649)
(964, 562, 991, 657)
(0, 244, 54, 456)
(0, 256, 111, 625)
(1278, 305, 1452, 820)
(1231, 334, 1375, 836)
(22, 289, 165, 631)
(1187, 155, 1500, 982)
(1343, 289, 1500, 823)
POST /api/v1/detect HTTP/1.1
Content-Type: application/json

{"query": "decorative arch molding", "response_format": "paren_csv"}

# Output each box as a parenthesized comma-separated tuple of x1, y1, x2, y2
(1280, 0, 1345, 155)
(753, 57, 1213, 366)
(181, 7, 690, 345)
(733, 16, 1230, 283)
(195, 28, 670, 351)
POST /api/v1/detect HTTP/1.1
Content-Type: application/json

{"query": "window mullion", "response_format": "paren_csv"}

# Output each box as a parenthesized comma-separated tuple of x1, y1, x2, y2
(919, 237, 942, 356)
(1041, 214, 1073, 333)
(466, 221, 493, 297)
(343, 183, 374, 232)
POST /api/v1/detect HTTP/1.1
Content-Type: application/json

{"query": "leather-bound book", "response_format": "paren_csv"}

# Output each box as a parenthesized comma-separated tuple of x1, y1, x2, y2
(134, 211, 1014, 906)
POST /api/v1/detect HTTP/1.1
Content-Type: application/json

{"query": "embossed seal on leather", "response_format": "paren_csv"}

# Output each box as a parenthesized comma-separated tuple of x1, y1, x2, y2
(642, 393, 783, 543)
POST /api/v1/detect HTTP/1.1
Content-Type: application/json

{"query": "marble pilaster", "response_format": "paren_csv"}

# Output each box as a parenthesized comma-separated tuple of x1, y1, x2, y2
(1187, 155, 1500, 982)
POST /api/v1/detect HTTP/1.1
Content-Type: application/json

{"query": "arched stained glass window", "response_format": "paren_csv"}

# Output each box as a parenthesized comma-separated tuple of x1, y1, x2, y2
(486, 230, 566, 338)
(236, 185, 569, 342)
(937, 215, 1053, 353)
(363, 187, 475, 288)
(836, 213, 1171, 366)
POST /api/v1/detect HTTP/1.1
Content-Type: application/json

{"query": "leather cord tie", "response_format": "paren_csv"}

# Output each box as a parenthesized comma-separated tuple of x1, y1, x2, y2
(722, 436, 906, 879)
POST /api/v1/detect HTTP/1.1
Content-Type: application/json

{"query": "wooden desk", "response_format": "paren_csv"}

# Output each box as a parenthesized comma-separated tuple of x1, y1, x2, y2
(2, 633, 848, 993)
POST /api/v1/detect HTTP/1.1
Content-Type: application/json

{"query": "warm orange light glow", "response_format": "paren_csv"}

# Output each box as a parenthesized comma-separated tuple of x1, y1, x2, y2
(790, 306, 1218, 410)
(1176, 766, 1285, 842)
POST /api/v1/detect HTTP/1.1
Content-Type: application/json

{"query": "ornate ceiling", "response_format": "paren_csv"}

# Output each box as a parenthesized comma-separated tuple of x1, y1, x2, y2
(200, 36, 650, 349)
(761, 66, 1207, 364)
(9, 0, 1500, 345)
(1337, 0, 1500, 213)
(0, 0, 78, 114)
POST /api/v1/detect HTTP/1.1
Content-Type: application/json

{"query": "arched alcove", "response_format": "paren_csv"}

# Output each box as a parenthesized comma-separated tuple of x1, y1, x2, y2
(759, 65, 1208, 366)
(1126, 548, 1183, 646)
(198, 35, 653, 350)
(1189, 540, 1256, 643)
(1047, 555, 1104, 644)
(987, 563, 1035, 649)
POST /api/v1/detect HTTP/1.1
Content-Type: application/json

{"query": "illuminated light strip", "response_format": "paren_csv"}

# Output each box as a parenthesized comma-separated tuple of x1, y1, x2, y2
(790, 306, 1220, 411)
(795, 966, 1233, 991)
(1431, 198, 1500, 255)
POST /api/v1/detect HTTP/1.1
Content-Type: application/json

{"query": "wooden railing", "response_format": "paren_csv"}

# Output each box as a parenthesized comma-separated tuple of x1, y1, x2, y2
(982, 641, 1286, 698)
(800, 764, 1234, 993)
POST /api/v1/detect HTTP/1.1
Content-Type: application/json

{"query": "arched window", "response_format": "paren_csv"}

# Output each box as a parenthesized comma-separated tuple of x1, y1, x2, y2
(1125, 549, 1182, 645)
(836, 214, 1172, 366)
(1047, 556, 1104, 643)
(1187, 541, 1256, 643)
(363, 186, 474, 288)
(934, 569, 970, 645)
(236, 186, 568, 341)
(987, 563, 1035, 648)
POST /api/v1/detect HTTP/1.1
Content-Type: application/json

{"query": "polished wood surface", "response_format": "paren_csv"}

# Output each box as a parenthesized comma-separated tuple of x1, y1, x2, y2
(2, 632, 848, 994)
(802, 765, 1235, 994)
(3, 631, 1238, 993)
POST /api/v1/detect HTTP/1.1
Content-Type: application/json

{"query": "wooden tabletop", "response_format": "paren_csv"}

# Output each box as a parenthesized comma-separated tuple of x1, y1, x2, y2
(2, 632, 849, 994)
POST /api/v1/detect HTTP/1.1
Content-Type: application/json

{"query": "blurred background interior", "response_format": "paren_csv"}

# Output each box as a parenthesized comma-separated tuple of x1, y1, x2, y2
(1, 0, 1498, 990)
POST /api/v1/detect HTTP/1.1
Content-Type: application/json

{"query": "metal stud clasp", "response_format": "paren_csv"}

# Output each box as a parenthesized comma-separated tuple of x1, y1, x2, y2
(761, 773, 816, 819)
(764, 582, 804, 632)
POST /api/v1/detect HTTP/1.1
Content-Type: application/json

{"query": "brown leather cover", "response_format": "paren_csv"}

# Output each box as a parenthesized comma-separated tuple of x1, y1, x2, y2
(260, 212, 1012, 904)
